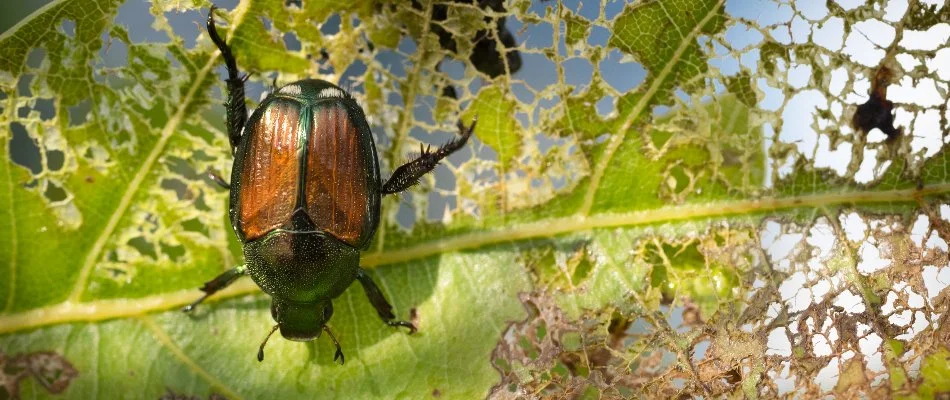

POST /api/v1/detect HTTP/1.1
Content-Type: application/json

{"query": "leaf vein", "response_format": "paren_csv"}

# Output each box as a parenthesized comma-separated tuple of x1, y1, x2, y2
(139, 315, 244, 400)
(579, 0, 725, 215)
(3, 90, 18, 312)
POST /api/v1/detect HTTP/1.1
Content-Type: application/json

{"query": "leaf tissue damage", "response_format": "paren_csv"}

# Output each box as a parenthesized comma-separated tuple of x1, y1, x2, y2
(159, 388, 228, 400)
(493, 220, 950, 397)
(0, 0, 949, 398)
(0, 351, 78, 399)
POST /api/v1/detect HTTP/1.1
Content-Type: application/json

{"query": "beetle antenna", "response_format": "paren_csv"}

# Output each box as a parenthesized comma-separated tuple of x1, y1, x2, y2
(257, 324, 279, 362)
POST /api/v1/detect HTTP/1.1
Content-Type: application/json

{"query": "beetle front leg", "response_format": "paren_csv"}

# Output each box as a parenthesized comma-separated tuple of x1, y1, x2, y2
(381, 118, 476, 195)
(355, 268, 416, 333)
(207, 5, 248, 154)
(183, 265, 246, 312)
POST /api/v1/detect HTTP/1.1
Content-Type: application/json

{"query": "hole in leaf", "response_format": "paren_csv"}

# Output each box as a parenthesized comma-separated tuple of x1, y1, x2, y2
(43, 181, 68, 202)
(128, 236, 157, 259)
(164, 156, 199, 180)
(23, 48, 45, 70)
(46, 150, 64, 171)
(159, 241, 186, 262)
(115, 0, 170, 43)
(68, 100, 90, 126)
(60, 19, 75, 37)
(9, 122, 42, 175)
(563, 58, 593, 95)
(164, 10, 203, 49)
(595, 95, 615, 118)
(181, 217, 208, 235)
(599, 49, 645, 93)
(519, 53, 557, 91)
(96, 30, 127, 72)
(161, 178, 192, 201)
(34, 98, 55, 121)
(321, 14, 341, 35)
(17, 74, 33, 96)
(283, 31, 301, 51)
(396, 200, 415, 230)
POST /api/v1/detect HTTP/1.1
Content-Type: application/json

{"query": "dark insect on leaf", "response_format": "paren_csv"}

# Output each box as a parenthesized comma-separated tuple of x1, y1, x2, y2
(420, 0, 523, 80)
(852, 66, 900, 140)
(441, 84, 458, 100)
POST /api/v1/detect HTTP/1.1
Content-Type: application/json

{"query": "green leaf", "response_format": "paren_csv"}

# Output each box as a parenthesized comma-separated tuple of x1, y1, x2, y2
(1, 0, 949, 398)
(464, 85, 521, 169)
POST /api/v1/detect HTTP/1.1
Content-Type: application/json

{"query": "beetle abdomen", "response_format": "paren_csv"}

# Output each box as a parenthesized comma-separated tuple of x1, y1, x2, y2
(238, 98, 303, 241)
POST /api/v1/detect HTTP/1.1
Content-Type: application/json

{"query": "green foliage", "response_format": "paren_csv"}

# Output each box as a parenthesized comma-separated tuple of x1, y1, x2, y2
(1, 0, 948, 398)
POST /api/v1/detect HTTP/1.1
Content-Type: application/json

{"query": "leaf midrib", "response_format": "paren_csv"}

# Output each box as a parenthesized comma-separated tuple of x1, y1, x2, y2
(2, 183, 946, 334)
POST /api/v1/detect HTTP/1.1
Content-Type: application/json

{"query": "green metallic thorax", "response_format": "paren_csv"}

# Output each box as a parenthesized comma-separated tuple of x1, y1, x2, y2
(243, 230, 359, 303)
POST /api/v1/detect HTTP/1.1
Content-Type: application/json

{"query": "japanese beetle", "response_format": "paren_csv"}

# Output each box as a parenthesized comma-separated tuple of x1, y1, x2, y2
(184, 6, 475, 364)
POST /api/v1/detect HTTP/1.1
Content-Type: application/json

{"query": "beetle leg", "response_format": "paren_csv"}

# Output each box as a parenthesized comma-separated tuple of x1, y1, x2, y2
(381, 118, 477, 195)
(206, 168, 231, 190)
(182, 265, 246, 312)
(207, 5, 247, 154)
(323, 326, 345, 365)
(355, 268, 417, 334)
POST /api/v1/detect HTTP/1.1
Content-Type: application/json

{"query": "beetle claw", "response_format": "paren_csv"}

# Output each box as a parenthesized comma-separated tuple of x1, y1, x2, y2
(322, 326, 345, 365)
(334, 348, 345, 365)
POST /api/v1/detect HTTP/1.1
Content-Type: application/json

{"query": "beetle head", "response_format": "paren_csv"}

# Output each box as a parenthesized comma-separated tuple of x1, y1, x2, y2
(271, 299, 333, 341)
